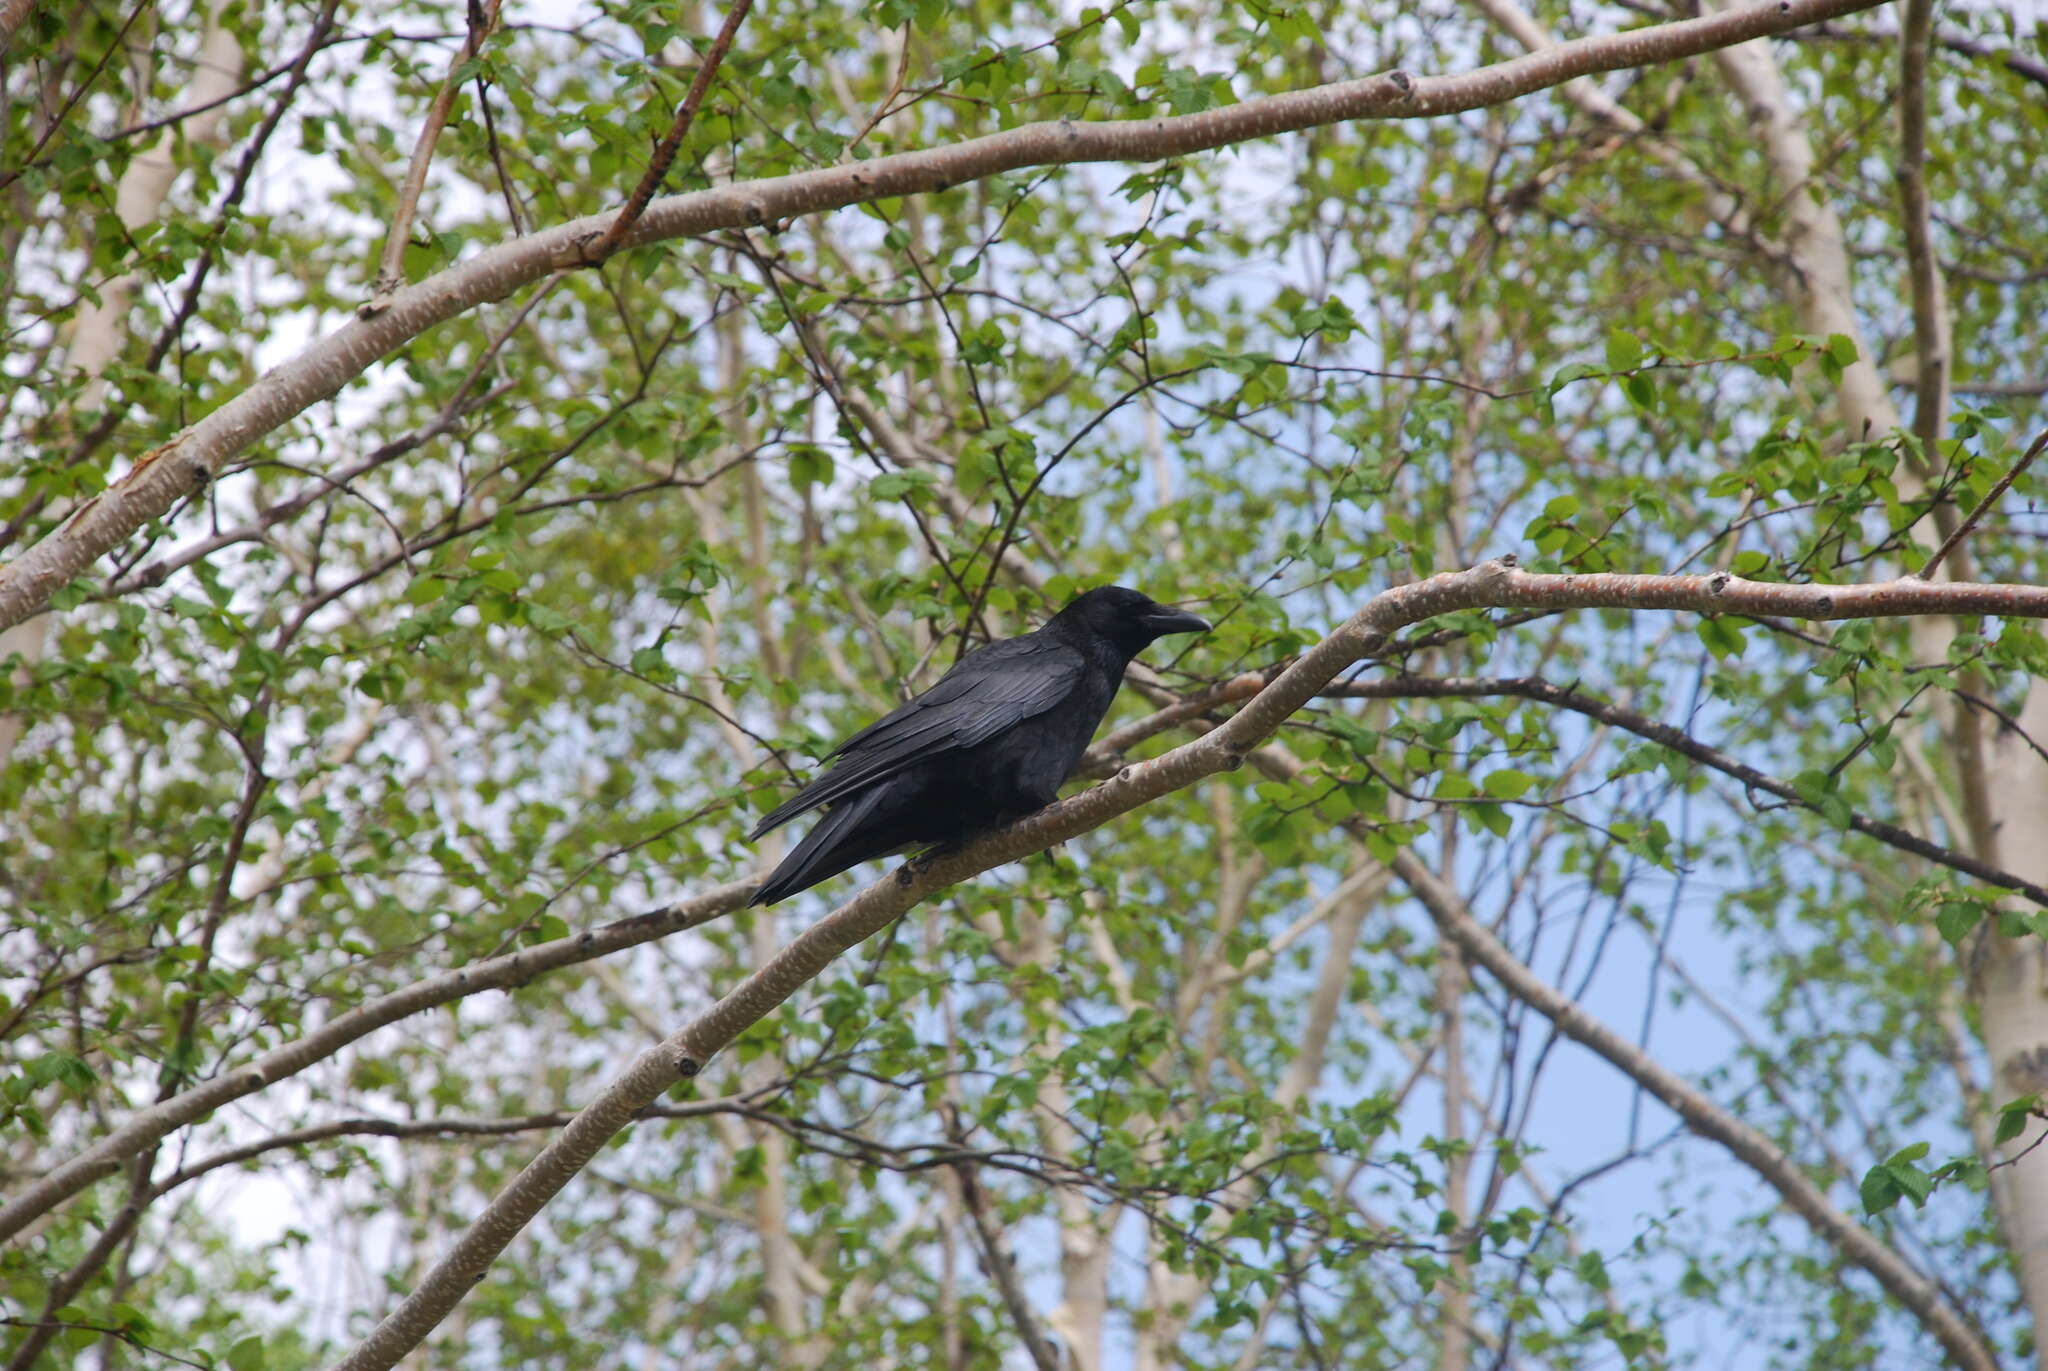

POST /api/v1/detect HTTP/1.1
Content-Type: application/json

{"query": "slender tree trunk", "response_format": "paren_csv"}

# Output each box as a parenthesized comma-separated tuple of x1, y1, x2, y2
(1978, 690, 2048, 1362)
(1709, 26, 2048, 1356)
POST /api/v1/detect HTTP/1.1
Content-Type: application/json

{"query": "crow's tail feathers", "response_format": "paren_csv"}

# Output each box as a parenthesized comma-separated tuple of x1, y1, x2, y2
(749, 786, 899, 906)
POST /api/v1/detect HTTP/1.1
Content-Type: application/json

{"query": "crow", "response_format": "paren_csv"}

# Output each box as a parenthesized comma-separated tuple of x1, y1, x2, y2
(747, 586, 1210, 906)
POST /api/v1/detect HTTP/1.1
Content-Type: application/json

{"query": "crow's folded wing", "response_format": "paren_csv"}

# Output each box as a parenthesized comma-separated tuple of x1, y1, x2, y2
(747, 633, 1083, 839)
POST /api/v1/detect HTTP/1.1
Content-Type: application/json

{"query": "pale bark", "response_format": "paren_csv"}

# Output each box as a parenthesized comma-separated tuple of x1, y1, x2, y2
(1896, 0, 1952, 461)
(63, 12, 242, 400)
(1436, 941, 1473, 1371)
(1139, 860, 1377, 1368)
(0, 0, 37, 56)
(0, 616, 47, 768)
(0, 0, 1891, 636)
(1712, 19, 2048, 1355)
(1709, 21, 1898, 443)
(0, 9, 242, 772)
(1979, 687, 2048, 1362)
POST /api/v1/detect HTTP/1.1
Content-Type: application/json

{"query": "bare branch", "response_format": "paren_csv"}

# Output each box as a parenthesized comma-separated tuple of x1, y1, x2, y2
(1321, 672, 2048, 908)
(954, 1164, 1064, 1371)
(1390, 850, 1996, 1371)
(146, 1094, 773, 1199)
(365, 0, 506, 311)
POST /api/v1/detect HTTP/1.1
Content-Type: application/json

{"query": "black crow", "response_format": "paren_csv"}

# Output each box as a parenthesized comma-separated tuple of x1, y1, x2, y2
(747, 586, 1210, 905)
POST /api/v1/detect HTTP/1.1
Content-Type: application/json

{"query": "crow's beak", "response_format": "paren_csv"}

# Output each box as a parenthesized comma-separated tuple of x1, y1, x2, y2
(1144, 607, 1211, 637)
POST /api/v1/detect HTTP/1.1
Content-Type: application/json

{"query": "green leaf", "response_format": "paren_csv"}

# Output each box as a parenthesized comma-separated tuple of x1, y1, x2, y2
(870, 469, 936, 501)
(1859, 1164, 1902, 1215)
(789, 446, 834, 491)
(1604, 329, 1643, 372)
(1481, 769, 1536, 800)
(1997, 1095, 2041, 1145)
(1695, 617, 1745, 659)
(1935, 901, 1982, 946)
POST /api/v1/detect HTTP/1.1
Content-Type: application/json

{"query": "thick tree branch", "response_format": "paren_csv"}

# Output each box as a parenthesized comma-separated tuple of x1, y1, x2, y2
(0, 0, 1889, 635)
(325, 561, 2044, 1371)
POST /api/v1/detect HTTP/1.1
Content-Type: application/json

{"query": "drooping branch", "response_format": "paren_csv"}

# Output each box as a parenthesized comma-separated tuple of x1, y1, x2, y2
(0, 880, 758, 1248)
(0, 0, 1889, 635)
(324, 561, 2040, 1371)
(1388, 851, 1998, 1371)
(1319, 673, 2048, 908)
(144, 1093, 774, 1200)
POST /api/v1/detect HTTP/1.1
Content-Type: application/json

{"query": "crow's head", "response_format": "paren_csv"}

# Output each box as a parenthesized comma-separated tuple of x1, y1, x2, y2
(1059, 585, 1210, 655)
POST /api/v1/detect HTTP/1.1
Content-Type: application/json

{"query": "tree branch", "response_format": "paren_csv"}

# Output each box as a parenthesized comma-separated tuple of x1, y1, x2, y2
(1919, 426, 2048, 580)
(0, 0, 1890, 635)
(1896, 0, 1952, 463)
(1320, 672, 2048, 909)
(581, 0, 753, 264)
(954, 1163, 1064, 1371)
(366, 0, 505, 311)
(1389, 850, 1997, 1371)
(0, 881, 758, 1248)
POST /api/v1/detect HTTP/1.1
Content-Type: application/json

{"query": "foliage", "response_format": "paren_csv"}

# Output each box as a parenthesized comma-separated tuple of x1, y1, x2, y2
(2, 0, 2045, 1367)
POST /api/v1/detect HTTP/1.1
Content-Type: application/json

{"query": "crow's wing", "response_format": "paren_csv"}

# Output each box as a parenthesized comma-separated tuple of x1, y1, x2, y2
(748, 632, 1083, 839)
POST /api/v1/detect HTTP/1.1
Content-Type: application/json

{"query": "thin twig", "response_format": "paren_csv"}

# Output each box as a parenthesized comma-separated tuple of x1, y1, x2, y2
(0, 0, 150, 193)
(952, 1162, 1065, 1371)
(1919, 428, 2048, 580)
(365, 0, 505, 311)
(581, 0, 754, 264)
(1896, 0, 1951, 472)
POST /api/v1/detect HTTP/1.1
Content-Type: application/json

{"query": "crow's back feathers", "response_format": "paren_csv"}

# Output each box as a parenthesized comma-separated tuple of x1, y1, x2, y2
(746, 586, 1208, 905)
(746, 634, 1085, 841)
